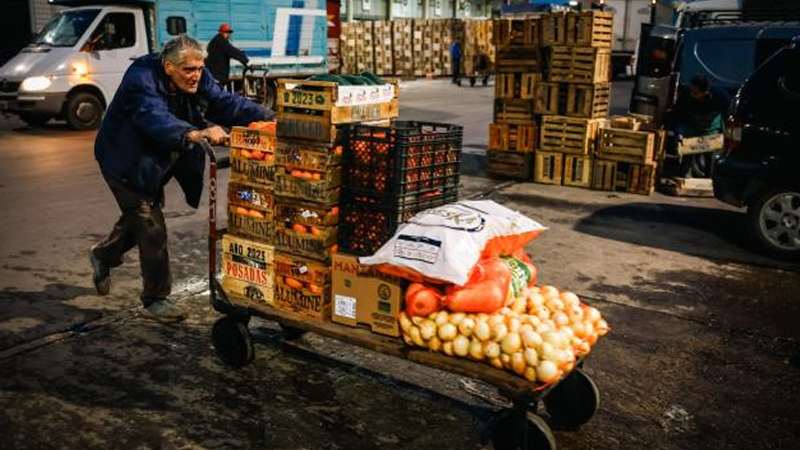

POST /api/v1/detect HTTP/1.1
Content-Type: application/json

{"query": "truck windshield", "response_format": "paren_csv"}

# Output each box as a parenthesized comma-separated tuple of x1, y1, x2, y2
(33, 9, 100, 47)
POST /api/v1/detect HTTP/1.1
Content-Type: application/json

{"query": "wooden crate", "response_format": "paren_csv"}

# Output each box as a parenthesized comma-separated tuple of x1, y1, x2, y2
(274, 197, 340, 228)
(392, 20, 414, 76)
(591, 159, 657, 195)
(541, 12, 567, 46)
(592, 159, 618, 191)
(230, 147, 275, 186)
(273, 278, 331, 322)
(228, 179, 274, 213)
(563, 154, 593, 188)
(222, 234, 275, 266)
(494, 99, 536, 125)
(540, 116, 604, 154)
(221, 234, 275, 304)
(230, 125, 276, 152)
(495, 48, 542, 73)
(227, 205, 274, 243)
(463, 19, 495, 76)
(493, 18, 540, 48)
(274, 166, 340, 204)
(222, 276, 275, 305)
(274, 252, 332, 288)
(275, 141, 341, 172)
(566, 11, 613, 48)
(565, 82, 610, 118)
(487, 150, 533, 180)
(548, 46, 610, 83)
(355, 21, 375, 73)
(373, 22, 394, 76)
(597, 127, 656, 164)
(495, 72, 539, 100)
(624, 162, 657, 195)
(488, 123, 537, 152)
(610, 115, 642, 131)
(533, 82, 564, 115)
(274, 222, 338, 263)
(533, 151, 564, 185)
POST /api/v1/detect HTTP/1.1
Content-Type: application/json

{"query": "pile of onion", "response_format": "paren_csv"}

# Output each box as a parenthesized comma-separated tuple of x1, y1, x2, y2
(399, 285, 609, 386)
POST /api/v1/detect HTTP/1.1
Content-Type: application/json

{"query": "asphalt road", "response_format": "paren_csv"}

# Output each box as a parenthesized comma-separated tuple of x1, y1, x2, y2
(0, 79, 798, 450)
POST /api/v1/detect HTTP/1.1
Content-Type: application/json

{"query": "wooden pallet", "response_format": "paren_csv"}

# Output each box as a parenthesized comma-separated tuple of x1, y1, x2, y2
(373, 22, 394, 76)
(488, 123, 537, 152)
(592, 159, 656, 195)
(563, 154, 592, 188)
(540, 116, 604, 154)
(566, 11, 613, 48)
(533, 82, 564, 115)
(495, 48, 542, 73)
(354, 22, 375, 73)
(534, 151, 563, 185)
(495, 72, 539, 100)
(565, 82, 610, 118)
(492, 18, 541, 48)
(392, 20, 414, 76)
(548, 46, 610, 83)
(661, 177, 714, 197)
(486, 150, 533, 180)
(597, 127, 656, 164)
(494, 99, 536, 125)
(609, 115, 642, 131)
(541, 12, 567, 46)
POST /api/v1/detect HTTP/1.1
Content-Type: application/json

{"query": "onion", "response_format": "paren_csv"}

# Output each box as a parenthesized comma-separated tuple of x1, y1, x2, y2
(438, 323, 458, 341)
(596, 319, 610, 336)
(499, 307, 514, 316)
(585, 306, 601, 323)
(559, 326, 575, 342)
(403, 334, 413, 346)
(546, 298, 565, 312)
(524, 347, 539, 366)
(528, 292, 545, 309)
(428, 336, 442, 352)
(469, 338, 485, 360)
(489, 357, 503, 369)
(522, 329, 543, 349)
(535, 322, 552, 336)
(442, 341, 454, 356)
(484, 341, 501, 359)
(575, 341, 590, 357)
(419, 320, 437, 341)
(453, 335, 470, 357)
(560, 291, 580, 306)
(399, 313, 413, 333)
(541, 342, 558, 362)
(488, 315, 505, 328)
(434, 311, 450, 327)
(491, 322, 508, 342)
(501, 332, 522, 355)
(537, 360, 559, 384)
(511, 352, 526, 375)
(476, 313, 489, 322)
(541, 285, 559, 297)
(500, 354, 512, 370)
(507, 317, 521, 333)
(409, 326, 425, 347)
(473, 320, 491, 341)
(512, 297, 527, 314)
(411, 315, 424, 326)
(553, 311, 569, 327)
(536, 307, 550, 321)
(458, 318, 476, 338)
(542, 330, 563, 348)
(587, 333, 598, 346)
(523, 366, 537, 382)
(572, 322, 588, 339)
(566, 304, 584, 322)
(449, 312, 466, 325)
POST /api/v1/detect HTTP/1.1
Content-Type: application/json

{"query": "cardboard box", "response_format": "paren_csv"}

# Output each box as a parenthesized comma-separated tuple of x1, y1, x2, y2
(331, 253, 402, 337)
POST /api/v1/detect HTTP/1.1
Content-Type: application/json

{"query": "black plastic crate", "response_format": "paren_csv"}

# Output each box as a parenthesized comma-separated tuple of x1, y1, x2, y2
(342, 121, 463, 202)
(338, 191, 458, 256)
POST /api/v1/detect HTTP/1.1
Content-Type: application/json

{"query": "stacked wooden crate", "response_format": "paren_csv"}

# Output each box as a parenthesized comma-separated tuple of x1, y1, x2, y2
(340, 23, 357, 75)
(487, 18, 543, 179)
(533, 11, 613, 189)
(392, 19, 414, 76)
(463, 19, 494, 77)
(274, 78, 399, 320)
(373, 21, 394, 76)
(593, 116, 666, 195)
(224, 124, 278, 304)
(355, 21, 375, 74)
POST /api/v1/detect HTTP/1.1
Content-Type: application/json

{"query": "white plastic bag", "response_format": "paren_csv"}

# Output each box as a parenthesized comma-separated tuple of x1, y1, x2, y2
(359, 200, 546, 285)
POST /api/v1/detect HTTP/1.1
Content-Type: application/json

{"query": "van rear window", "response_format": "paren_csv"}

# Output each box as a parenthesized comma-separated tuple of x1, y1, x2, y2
(691, 39, 755, 85)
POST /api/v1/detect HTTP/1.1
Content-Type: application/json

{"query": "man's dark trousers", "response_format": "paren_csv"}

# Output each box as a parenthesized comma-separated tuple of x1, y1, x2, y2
(93, 174, 171, 306)
(452, 58, 461, 84)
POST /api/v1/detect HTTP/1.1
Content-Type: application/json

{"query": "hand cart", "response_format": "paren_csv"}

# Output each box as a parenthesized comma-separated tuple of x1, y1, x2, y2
(200, 140, 600, 450)
(225, 66, 277, 110)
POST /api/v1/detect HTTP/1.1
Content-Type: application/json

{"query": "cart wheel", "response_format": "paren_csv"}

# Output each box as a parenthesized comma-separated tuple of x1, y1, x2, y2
(212, 317, 255, 368)
(491, 410, 556, 450)
(544, 368, 600, 431)
(279, 323, 307, 341)
(470, 76, 477, 87)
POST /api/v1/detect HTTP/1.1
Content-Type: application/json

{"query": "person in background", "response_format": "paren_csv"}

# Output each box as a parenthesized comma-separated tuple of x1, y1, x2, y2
(206, 23, 250, 86)
(89, 35, 273, 323)
(450, 38, 462, 85)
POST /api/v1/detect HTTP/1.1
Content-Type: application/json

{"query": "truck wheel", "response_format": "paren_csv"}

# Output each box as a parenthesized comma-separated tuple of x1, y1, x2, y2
(20, 113, 51, 127)
(748, 187, 800, 258)
(65, 92, 104, 130)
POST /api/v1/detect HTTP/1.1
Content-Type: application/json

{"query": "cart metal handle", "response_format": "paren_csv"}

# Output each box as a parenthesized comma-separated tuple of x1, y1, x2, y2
(198, 138, 230, 304)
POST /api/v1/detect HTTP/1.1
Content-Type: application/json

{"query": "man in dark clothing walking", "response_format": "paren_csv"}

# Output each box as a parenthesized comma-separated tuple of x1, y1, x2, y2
(450, 38, 462, 85)
(89, 34, 273, 323)
(206, 23, 250, 85)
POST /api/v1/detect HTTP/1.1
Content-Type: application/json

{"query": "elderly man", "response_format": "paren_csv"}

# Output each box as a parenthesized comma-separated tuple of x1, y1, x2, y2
(89, 35, 273, 323)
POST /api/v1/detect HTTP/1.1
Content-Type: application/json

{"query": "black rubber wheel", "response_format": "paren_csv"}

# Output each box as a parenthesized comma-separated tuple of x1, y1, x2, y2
(279, 323, 307, 340)
(65, 92, 104, 130)
(20, 113, 51, 127)
(491, 410, 556, 450)
(544, 368, 600, 431)
(470, 76, 477, 87)
(747, 186, 800, 258)
(212, 316, 255, 368)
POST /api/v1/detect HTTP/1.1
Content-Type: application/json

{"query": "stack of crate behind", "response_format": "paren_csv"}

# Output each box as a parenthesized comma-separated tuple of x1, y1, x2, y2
(373, 21, 394, 76)
(593, 116, 665, 195)
(355, 21, 375, 74)
(340, 22, 357, 74)
(274, 78, 399, 321)
(339, 121, 463, 257)
(487, 18, 542, 179)
(534, 11, 612, 188)
(463, 19, 495, 78)
(224, 124, 278, 305)
(392, 19, 414, 76)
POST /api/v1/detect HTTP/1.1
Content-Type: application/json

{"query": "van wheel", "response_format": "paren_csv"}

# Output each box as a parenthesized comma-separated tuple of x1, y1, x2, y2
(748, 187, 800, 258)
(65, 92, 104, 130)
(20, 113, 51, 127)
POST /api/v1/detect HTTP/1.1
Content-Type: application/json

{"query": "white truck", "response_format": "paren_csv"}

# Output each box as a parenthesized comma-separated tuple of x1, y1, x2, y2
(0, 0, 329, 129)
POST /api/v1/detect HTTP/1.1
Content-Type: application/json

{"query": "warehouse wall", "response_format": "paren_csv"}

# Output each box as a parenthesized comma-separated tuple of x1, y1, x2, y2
(29, 0, 63, 33)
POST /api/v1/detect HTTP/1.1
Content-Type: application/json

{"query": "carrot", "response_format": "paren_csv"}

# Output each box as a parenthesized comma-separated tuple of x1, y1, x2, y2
(251, 150, 264, 160)
(310, 226, 322, 237)
(308, 284, 322, 295)
(248, 209, 265, 220)
(240, 149, 253, 159)
(291, 169, 304, 178)
(284, 277, 304, 290)
(236, 207, 249, 216)
(311, 172, 321, 181)
(292, 223, 308, 234)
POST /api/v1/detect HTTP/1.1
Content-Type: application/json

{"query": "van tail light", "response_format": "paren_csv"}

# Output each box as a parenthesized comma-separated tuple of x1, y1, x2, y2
(724, 116, 742, 156)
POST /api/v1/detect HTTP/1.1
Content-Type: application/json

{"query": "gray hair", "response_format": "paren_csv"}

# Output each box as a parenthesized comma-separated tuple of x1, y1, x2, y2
(160, 34, 206, 65)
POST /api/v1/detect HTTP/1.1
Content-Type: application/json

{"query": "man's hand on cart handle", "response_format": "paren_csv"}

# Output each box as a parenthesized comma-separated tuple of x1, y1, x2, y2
(187, 126, 229, 146)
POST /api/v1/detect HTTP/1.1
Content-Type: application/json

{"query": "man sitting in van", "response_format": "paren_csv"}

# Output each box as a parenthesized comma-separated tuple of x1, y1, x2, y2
(670, 75, 730, 138)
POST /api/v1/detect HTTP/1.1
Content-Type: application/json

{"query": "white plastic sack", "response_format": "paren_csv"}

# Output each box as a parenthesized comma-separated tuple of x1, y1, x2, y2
(359, 200, 547, 286)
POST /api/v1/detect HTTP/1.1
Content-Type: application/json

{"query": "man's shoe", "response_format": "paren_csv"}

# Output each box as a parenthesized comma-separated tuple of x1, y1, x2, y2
(89, 245, 111, 296)
(142, 299, 187, 324)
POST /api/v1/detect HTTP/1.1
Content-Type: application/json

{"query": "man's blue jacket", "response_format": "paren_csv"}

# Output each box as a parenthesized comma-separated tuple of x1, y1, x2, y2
(94, 54, 269, 208)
